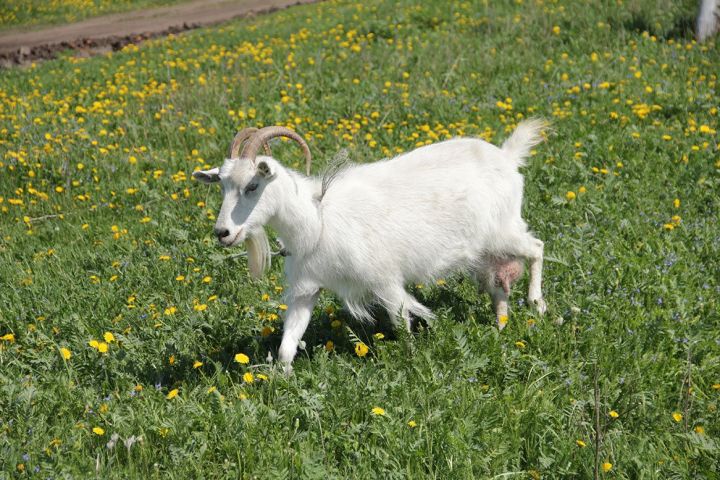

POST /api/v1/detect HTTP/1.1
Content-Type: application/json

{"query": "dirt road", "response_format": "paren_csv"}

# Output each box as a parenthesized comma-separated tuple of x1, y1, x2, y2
(0, 0, 318, 66)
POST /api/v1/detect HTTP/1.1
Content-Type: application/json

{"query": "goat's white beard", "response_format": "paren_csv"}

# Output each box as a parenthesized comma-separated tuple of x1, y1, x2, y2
(245, 229, 271, 279)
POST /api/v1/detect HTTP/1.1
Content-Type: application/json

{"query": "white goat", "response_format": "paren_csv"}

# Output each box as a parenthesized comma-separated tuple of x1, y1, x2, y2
(194, 121, 548, 367)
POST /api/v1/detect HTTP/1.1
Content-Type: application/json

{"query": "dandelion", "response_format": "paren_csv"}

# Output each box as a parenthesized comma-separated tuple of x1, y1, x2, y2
(371, 407, 385, 416)
(672, 412, 682, 422)
(695, 425, 705, 435)
(355, 342, 369, 357)
(166, 389, 179, 400)
(609, 410, 619, 418)
(576, 439, 587, 448)
(374, 333, 385, 340)
(60, 347, 72, 360)
(566, 191, 576, 201)
(103, 332, 115, 343)
(602, 462, 612, 472)
(234, 353, 250, 364)
(193, 361, 203, 369)
(408, 420, 417, 428)
(243, 372, 255, 383)
(92, 427, 105, 435)
(1, 333, 15, 342)
(498, 315, 508, 329)
(97, 342, 109, 353)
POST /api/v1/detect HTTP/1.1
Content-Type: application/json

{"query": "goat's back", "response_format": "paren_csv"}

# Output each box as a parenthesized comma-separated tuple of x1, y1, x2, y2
(314, 138, 527, 285)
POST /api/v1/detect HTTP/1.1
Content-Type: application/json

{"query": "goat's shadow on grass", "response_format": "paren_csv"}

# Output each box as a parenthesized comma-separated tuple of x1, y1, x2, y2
(613, 12, 695, 40)
(126, 283, 498, 389)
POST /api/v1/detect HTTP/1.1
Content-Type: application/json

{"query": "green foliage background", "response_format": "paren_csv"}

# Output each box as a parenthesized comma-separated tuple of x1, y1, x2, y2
(0, 0, 718, 477)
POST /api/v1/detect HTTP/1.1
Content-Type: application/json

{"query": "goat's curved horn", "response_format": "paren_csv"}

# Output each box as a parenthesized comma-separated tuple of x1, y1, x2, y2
(241, 126, 312, 175)
(229, 127, 271, 159)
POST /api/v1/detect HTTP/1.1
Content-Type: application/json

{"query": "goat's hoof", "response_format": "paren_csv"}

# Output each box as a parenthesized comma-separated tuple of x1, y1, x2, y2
(531, 298, 547, 315)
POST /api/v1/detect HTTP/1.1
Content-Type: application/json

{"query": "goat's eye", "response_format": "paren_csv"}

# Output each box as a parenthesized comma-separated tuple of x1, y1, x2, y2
(244, 183, 258, 194)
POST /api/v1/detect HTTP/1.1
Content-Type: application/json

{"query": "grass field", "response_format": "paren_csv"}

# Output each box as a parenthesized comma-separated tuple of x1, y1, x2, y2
(1, 0, 719, 477)
(0, 0, 189, 30)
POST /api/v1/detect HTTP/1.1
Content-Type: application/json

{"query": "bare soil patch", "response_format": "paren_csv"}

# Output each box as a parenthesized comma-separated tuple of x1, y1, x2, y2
(0, 0, 319, 67)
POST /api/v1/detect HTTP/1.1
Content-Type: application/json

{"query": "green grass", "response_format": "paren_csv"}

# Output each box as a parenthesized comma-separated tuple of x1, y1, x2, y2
(0, 0, 190, 30)
(1, 0, 719, 477)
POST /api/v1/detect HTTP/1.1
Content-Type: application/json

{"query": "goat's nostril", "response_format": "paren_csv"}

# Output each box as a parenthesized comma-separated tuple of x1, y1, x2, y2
(215, 228, 230, 239)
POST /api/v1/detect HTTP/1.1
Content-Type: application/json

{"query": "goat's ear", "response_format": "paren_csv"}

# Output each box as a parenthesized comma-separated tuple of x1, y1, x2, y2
(256, 160, 275, 180)
(193, 167, 220, 184)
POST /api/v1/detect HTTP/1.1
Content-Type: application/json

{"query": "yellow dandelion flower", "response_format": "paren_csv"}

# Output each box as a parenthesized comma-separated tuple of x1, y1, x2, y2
(576, 439, 587, 448)
(498, 315, 508, 328)
(672, 412, 682, 422)
(609, 410, 619, 418)
(602, 462, 612, 472)
(243, 372, 255, 383)
(1, 333, 15, 342)
(374, 333, 385, 340)
(408, 420, 417, 428)
(193, 361, 203, 368)
(92, 427, 105, 435)
(566, 191, 576, 201)
(695, 425, 705, 435)
(103, 332, 115, 343)
(371, 407, 385, 416)
(166, 389, 179, 400)
(355, 342, 369, 357)
(97, 342, 109, 353)
(234, 353, 250, 364)
(60, 347, 72, 360)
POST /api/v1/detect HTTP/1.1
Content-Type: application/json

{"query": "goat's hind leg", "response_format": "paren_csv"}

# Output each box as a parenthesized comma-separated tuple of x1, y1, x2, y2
(378, 287, 434, 332)
(472, 268, 511, 330)
(500, 233, 547, 314)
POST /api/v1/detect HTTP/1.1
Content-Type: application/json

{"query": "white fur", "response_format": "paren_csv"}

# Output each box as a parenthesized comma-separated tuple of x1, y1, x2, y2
(697, 0, 720, 42)
(194, 120, 548, 367)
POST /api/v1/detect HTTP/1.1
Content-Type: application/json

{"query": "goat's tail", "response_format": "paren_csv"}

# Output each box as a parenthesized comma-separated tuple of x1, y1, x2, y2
(501, 118, 549, 167)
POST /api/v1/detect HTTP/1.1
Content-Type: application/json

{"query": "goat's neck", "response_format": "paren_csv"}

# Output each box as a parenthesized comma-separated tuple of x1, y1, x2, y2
(267, 173, 321, 256)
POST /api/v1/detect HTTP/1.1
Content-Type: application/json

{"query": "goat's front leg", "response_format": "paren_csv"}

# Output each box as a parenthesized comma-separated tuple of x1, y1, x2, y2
(278, 291, 319, 370)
